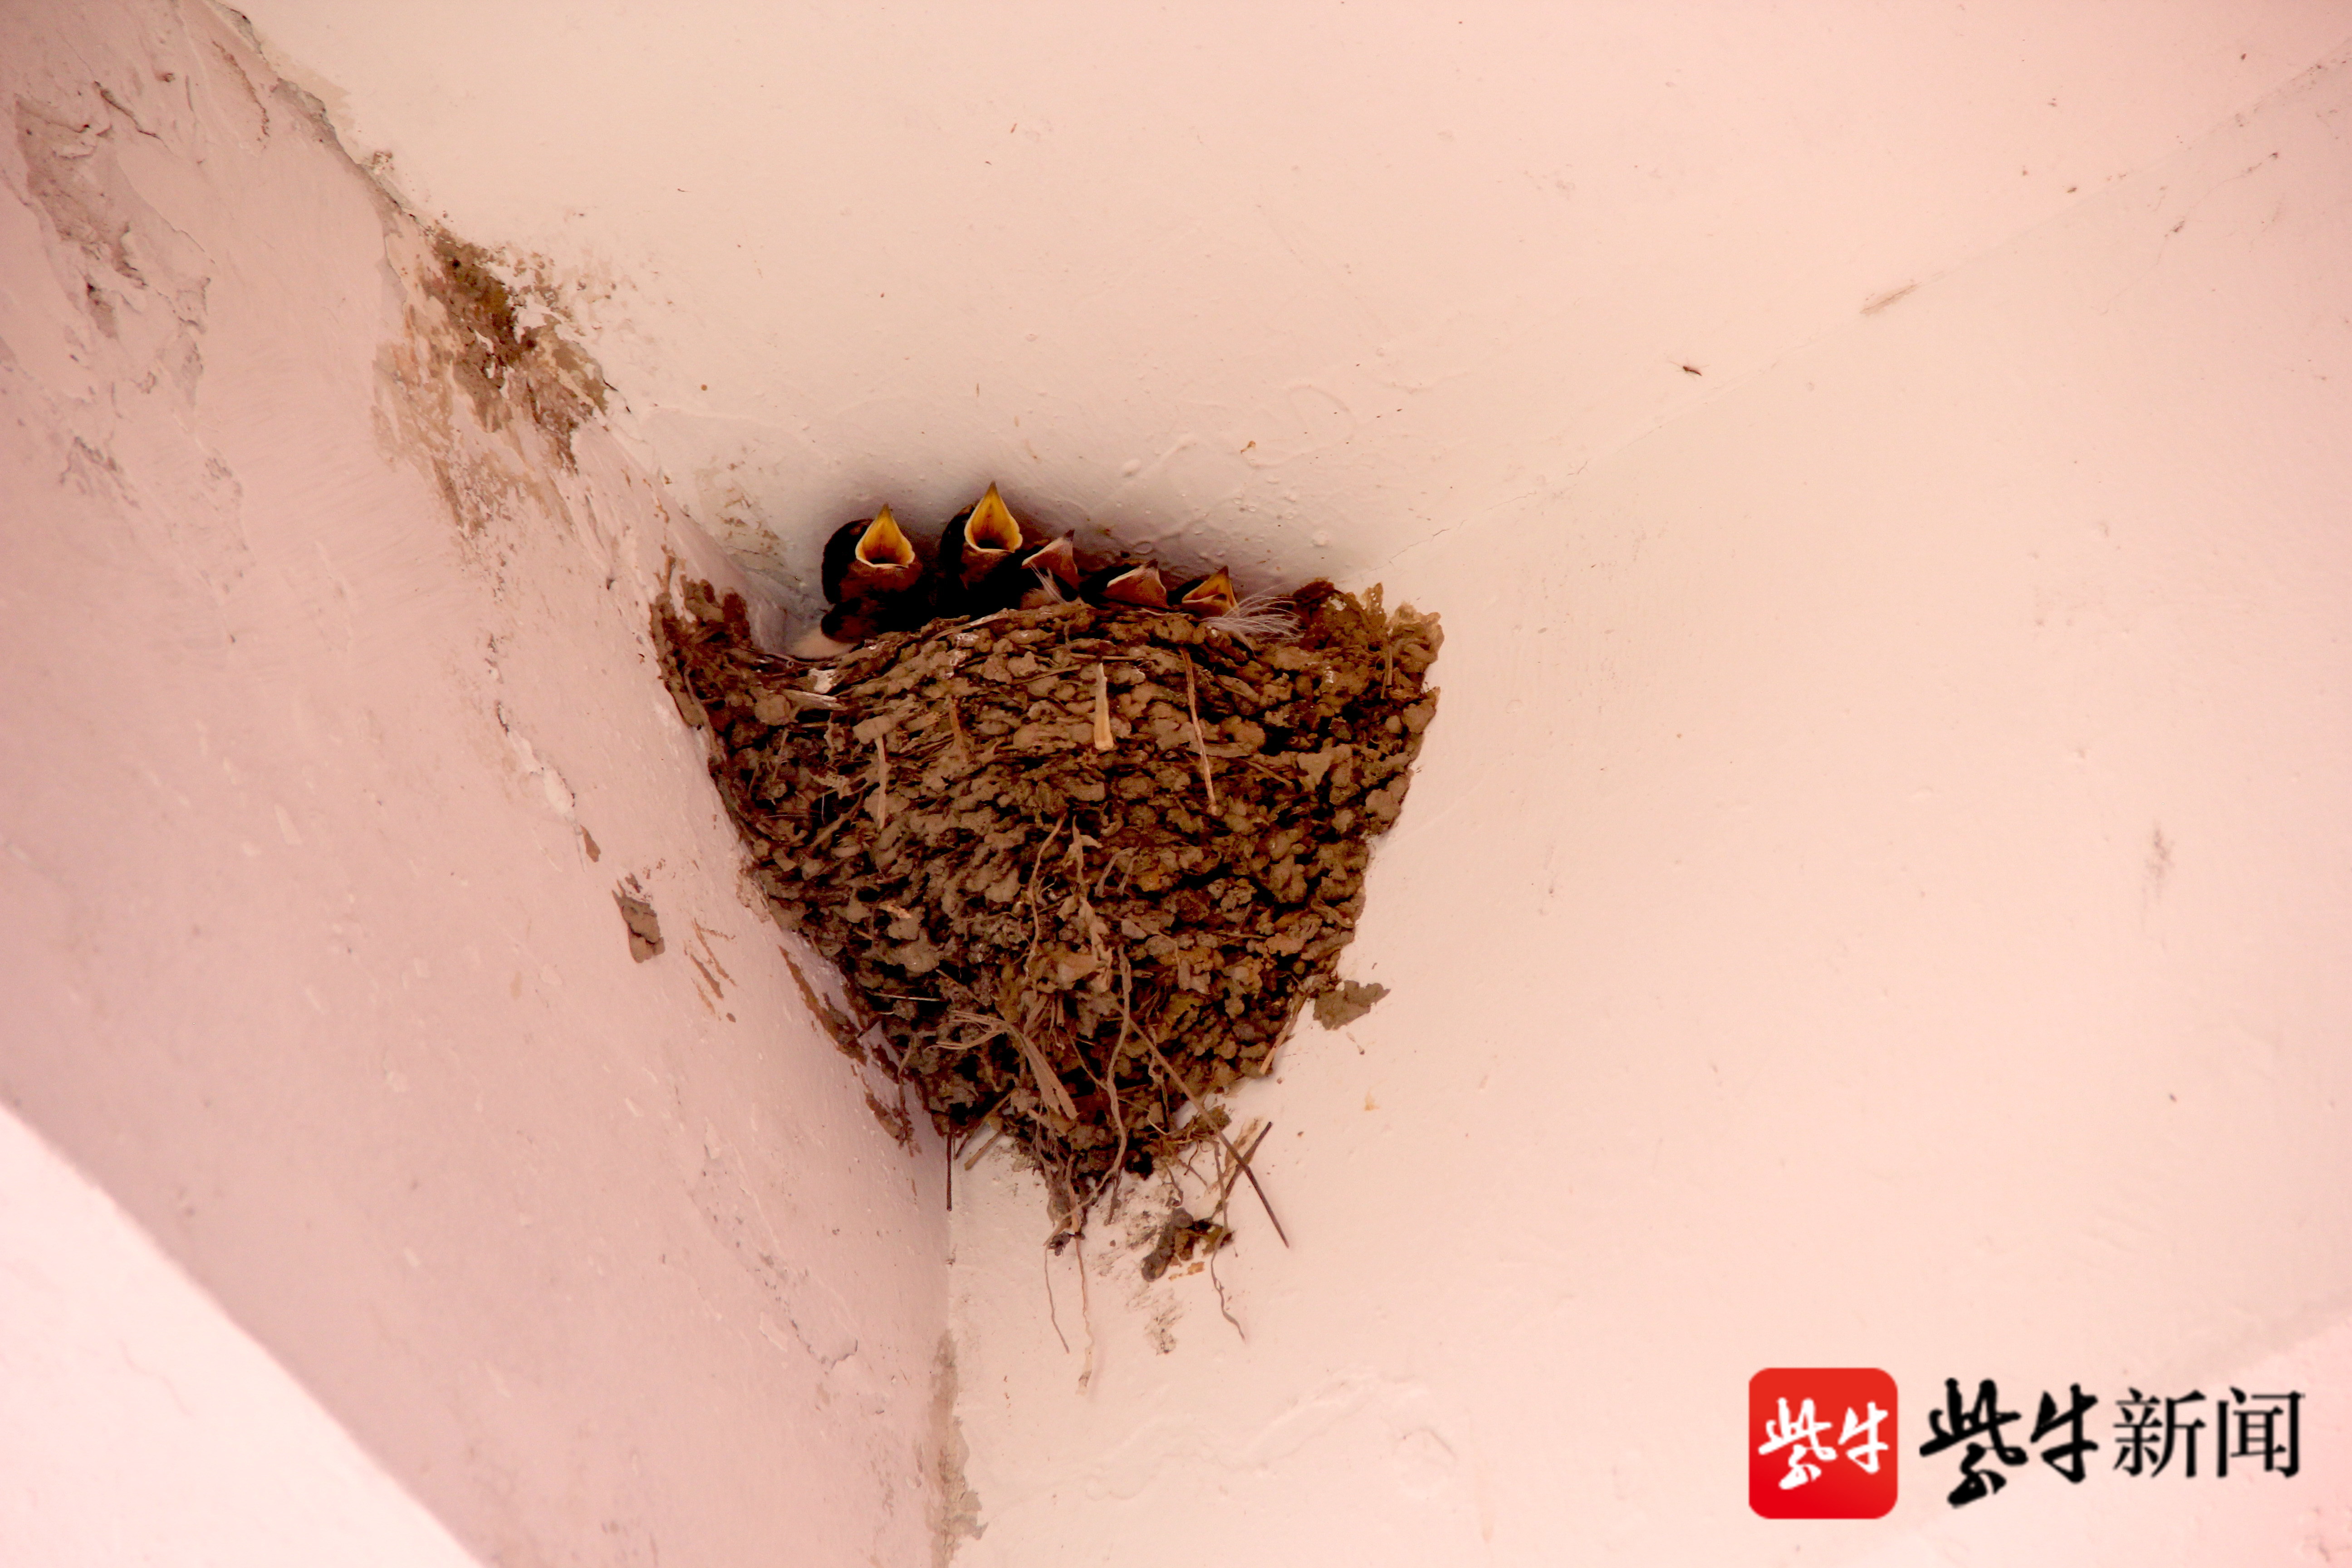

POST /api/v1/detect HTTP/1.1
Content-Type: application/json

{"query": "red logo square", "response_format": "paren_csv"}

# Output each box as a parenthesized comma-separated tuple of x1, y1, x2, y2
(1750, 1367, 1899, 1518)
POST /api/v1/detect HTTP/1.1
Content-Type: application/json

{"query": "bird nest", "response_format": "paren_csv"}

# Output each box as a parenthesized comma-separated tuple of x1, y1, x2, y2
(654, 577, 1440, 1234)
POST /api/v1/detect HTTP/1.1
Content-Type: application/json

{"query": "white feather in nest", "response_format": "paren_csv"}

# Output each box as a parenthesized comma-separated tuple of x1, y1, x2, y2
(1200, 591, 1301, 646)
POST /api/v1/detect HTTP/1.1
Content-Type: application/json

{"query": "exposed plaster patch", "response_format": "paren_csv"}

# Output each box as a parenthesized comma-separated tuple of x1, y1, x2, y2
(928, 1334, 985, 1565)
(14, 87, 211, 401)
(691, 1131, 864, 1370)
(204, 39, 269, 144)
(424, 231, 605, 454)
(15, 98, 140, 281)
(367, 201, 607, 557)
(494, 702, 577, 821)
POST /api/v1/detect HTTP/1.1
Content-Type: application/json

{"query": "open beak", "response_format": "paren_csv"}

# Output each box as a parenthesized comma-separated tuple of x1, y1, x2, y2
(1026, 534, 1079, 591)
(1176, 567, 1237, 618)
(1102, 562, 1169, 608)
(857, 504, 916, 570)
(965, 484, 1024, 557)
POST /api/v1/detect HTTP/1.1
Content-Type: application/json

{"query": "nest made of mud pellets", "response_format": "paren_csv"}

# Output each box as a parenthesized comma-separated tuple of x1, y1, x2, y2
(657, 578, 1440, 1226)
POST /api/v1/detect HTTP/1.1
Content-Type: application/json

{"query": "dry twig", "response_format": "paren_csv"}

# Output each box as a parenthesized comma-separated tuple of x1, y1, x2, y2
(1143, 1036, 1290, 1248)
(1182, 650, 1219, 813)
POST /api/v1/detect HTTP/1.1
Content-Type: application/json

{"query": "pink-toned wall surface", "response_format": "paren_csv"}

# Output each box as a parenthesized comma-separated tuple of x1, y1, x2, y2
(0, 3, 949, 1563)
(0, 1105, 483, 1565)
(947, 43, 2352, 1560)
(12, 0, 2352, 1563)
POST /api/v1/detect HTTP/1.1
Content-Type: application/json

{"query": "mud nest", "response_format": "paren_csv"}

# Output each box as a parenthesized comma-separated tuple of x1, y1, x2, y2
(655, 579, 1440, 1219)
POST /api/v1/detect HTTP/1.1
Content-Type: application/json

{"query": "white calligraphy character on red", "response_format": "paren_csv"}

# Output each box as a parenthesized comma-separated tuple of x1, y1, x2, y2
(1841, 1401, 1890, 1473)
(1759, 1397, 1839, 1489)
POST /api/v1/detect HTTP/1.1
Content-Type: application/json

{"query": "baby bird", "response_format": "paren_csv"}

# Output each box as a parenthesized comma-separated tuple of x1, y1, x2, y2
(819, 504, 921, 603)
(964, 530, 1082, 615)
(935, 484, 1027, 616)
(794, 505, 925, 659)
(1080, 559, 1170, 609)
(1171, 567, 1238, 618)
(997, 533, 1081, 611)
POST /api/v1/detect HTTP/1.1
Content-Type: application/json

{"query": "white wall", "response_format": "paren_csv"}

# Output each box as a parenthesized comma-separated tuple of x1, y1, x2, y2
(0, 1104, 482, 1567)
(0, 3, 948, 1563)
(21, 0, 2352, 1563)
(230, 1, 2352, 606)
(951, 45, 2352, 1563)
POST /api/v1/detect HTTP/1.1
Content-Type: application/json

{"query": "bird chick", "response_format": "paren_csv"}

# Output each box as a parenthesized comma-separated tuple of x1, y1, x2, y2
(1000, 533, 1081, 611)
(936, 484, 1027, 615)
(1171, 567, 1238, 618)
(1080, 559, 1170, 609)
(952, 512, 1078, 616)
(795, 505, 926, 658)
(819, 505, 921, 603)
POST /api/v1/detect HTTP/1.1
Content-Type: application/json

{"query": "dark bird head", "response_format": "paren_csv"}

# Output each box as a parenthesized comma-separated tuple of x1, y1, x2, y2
(1173, 567, 1238, 618)
(819, 505, 921, 604)
(800, 505, 927, 657)
(790, 597, 890, 660)
(1082, 559, 1170, 609)
(964, 530, 1083, 615)
(939, 484, 1026, 591)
